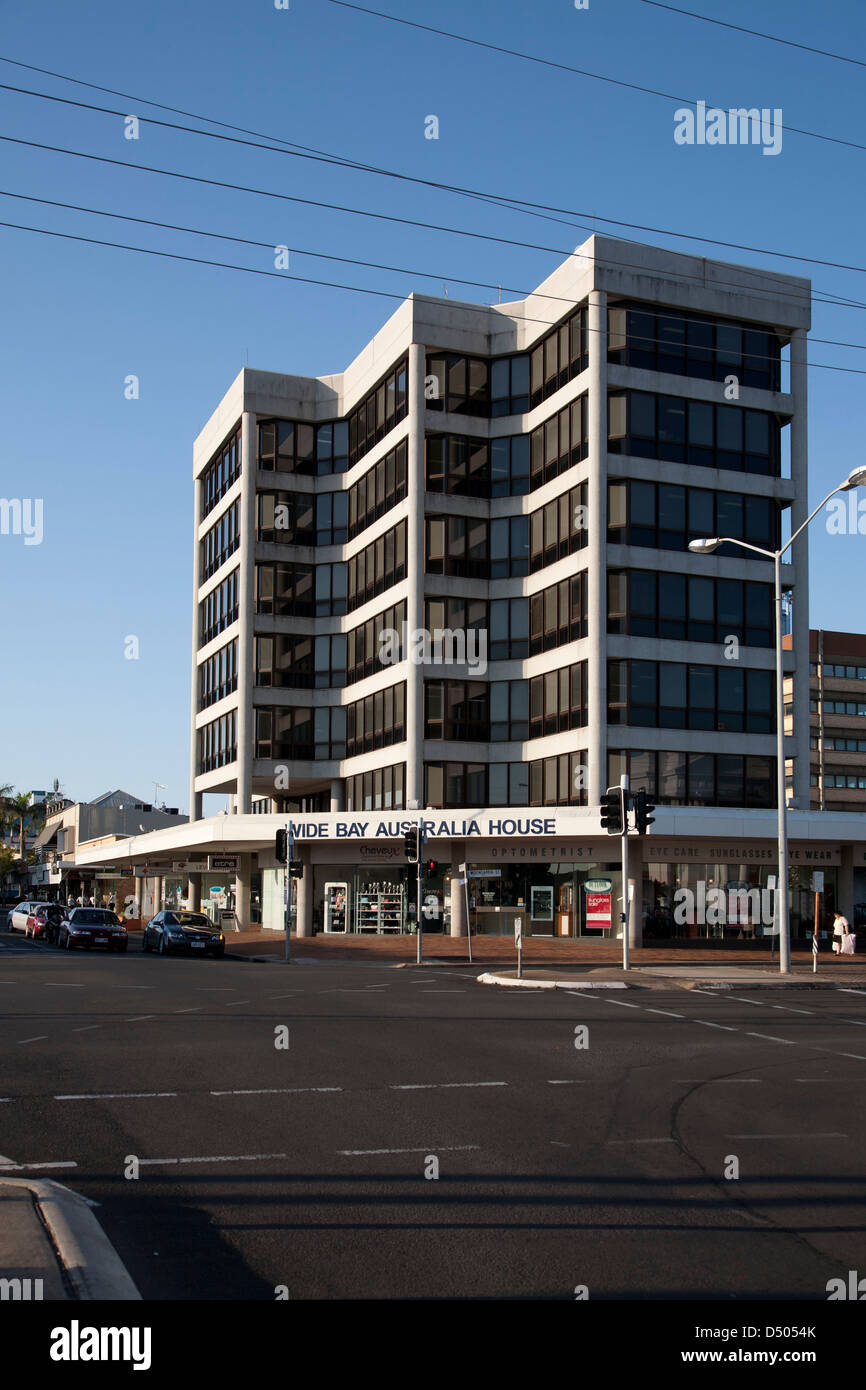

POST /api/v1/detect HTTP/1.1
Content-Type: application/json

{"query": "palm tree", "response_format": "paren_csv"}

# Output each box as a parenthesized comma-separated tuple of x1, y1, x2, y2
(7, 793, 45, 859)
(0, 785, 14, 848)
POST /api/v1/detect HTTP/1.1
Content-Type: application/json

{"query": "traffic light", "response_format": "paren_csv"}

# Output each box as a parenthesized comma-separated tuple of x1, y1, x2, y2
(275, 829, 288, 863)
(599, 787, 624, 835)
(289, 860, 304, 879)
(634, 789, 656, 836)
(424, 860, 438, 876)
(404, 827, 419, 862)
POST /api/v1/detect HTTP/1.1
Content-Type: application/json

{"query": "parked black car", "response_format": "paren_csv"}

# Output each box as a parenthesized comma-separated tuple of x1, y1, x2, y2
(143, 910, 225, 957)
(58, 908, 128, 952)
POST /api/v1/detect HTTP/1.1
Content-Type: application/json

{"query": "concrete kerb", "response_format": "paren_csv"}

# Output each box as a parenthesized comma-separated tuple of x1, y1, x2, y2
(0, 1178, 141, 1300)
(477, 973, 629, 990)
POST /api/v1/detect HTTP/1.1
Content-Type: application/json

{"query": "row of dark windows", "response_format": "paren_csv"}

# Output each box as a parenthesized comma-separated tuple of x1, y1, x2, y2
(349, 441, 407, 539)
(819, 772, 866, 789)
(257, 490, 348, 547)
(258, 419, 349, 476)
(530, 573, 587, 654)
(609, 391, 780, 476)
(345, 763, 406, 813)
(255, 706, 346, 761)
(255, 633, 347, 690)
(529, 482, 589, 572)
(199, 639, 238, 710)
(346, 521, 407, 612)
(531, 395, 589, 489)
(198, 710, 237, 774)
(608, 479, 780, 554)
(608, 304, 781, 392)
(426, 434, 529, 497)
(201, 501, 240, 581)
(608, 569, 774, 647)
(200, 568, 239, 645)
(812, 736, 866, 752)
(256, 562, 347, 618)
(609, 748, 776, 809)
(609, 659, 775, 733)
(348, 359, 408, 466)
(426, 514, 529, 579)
(346, 683, 406, 758)
(811, 662, 866, 681)
(425, 761, 530, 809)
(424, 679, 529, 743)
(201, 426, 241, 518)
(530, 662, 589, 739)
(812, 699, 866, 716)
(425, 308, 588, 420)
(347, 599, 407, 685)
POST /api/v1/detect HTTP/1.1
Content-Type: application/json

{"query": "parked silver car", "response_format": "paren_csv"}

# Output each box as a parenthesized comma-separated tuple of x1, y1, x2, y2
(7, 900, 45, 932)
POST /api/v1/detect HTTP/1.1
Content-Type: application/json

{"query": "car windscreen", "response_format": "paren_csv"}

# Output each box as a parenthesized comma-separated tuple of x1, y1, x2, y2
(173, 913, 213, 927)
(73, 910, 120, 925)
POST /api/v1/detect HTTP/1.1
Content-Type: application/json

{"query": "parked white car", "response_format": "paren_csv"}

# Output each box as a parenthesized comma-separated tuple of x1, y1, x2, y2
(7, 900, 45, 932)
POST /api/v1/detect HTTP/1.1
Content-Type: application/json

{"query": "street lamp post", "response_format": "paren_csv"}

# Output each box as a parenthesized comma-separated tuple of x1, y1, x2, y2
(689, 465, 866, 974)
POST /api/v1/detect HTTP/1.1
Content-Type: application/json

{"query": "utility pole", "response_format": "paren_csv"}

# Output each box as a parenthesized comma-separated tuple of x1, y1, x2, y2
(620, 774, 630, 972)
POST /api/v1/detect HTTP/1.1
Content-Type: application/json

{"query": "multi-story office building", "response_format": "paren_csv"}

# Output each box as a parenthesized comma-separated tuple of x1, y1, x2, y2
(75, 235, 866, 942)
(784, 629, 866, 814)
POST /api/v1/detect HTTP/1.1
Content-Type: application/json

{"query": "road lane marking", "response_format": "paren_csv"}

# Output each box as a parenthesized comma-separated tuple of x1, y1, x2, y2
(338, 1145, 479, 1155)
(644, 1008, 684, 1018)
(126, 1015, 155, 1022)
(728, 1132, 847, 1139)
(837, 988, 866, 995)
(606, 1138, 675, 1145)
(420, 989, 466, 993)
(746, 1032, 796, 1044)
(72, 1025, 101, 1032)
(675, 1077, 760, 1082)
(694, 1020, 738, 1031)
(390, 1081, 506, 1090)
(173, 1007, 201, 1013)
(16, 1036, 47, 1044)
(0, 1160, 77, 1170)
(224, 1000, 249, 1006)
(43, 983, 84, 988)
(764, 1003, 813, 1014)
(547, 1079, 589, 1085)
(137, 1152, 287, 1166)
(55, 1092, 178, 1101)
(210, 1087, 342, 1096)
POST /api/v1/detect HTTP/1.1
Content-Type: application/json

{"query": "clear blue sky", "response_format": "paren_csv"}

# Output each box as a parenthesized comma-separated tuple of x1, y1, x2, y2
(1, 0, 864, 811)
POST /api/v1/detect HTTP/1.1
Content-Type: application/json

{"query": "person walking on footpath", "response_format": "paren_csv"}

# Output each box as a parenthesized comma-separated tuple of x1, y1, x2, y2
(832, 910, 855, 956)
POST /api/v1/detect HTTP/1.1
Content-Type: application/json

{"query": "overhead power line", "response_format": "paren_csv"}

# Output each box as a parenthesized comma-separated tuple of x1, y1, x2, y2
(0, 60, 863, 284)
(4, 186, 863, 357)
(639, 1, 866, 71)
(322, 0, 866, 154)
(2, 217, 863, 377)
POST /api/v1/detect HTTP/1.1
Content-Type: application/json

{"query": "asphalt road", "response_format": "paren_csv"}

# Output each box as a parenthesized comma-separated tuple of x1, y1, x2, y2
(1, 928, 864, 1300)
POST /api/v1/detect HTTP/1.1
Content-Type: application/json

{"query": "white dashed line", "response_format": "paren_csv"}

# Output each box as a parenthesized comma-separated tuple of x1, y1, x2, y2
(43, 983, 84, 988)
(547, 1079, 589, 1085)
(224, 1000, 249, 1006)
(694, 1020, 738, 1031)
(675, 1077, 761, 1082)
(644, 1008, 684, 1018)
(390, 1081, 506, 1090)
(339, 1145, 479, 1156)
(728, 1132, 847, 1140)
(0, 1160, 77, 1171)
(126, 1015, 155, 1022)
(173, 1008, 201, 1014)
(72, 1025, 101, 1032)
(210, 1087, 342, 1096)
(137, 1152, 287, 1167)
(837, 988, 866, 995)
(606, 1138, 675, 1145)
(16, 1036, 47, 1045)
(746, 1032, 796, 1044)
(55, 1092, 178, 1101)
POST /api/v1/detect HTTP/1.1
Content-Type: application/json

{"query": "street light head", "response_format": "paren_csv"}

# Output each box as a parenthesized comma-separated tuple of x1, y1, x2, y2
(840, 465, 866, 491)
(688, 538, 722, 554)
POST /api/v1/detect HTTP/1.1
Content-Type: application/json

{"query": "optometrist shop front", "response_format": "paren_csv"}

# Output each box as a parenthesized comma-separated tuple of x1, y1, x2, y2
(254, 807, 866, 945)
(73, 807, 866, 945)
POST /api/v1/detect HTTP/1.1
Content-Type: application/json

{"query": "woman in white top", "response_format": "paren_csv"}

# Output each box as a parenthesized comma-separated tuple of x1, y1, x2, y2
(833, 911, 852, 954)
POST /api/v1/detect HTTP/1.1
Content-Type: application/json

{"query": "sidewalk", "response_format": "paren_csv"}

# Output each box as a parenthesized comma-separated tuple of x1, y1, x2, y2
(224, 928, 866, 981)
(0, 1178, 140, 1301)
